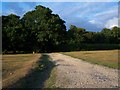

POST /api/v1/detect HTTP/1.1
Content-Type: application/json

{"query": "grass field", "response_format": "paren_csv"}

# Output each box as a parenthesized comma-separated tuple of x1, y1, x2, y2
(62, 50, 119, 69)
(2, 53, 56, 88)
(2, 50, 119, 88)
(2, 54, 41, 88)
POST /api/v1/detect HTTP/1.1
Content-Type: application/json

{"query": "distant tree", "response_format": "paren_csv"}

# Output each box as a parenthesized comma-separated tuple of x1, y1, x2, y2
(92, 32, 105, 43)
(111, 26, 120, 43)
(83, 32, 95, 43)
(67, 25, 85, 44)
(101, 28, 111, 43)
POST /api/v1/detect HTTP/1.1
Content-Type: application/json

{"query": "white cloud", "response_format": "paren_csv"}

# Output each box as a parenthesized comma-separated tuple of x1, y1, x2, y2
(93, 6, 118, 22)
(6, 9, 17, 15)
(59, 2, 90, 17)
(89, 19, 104, 28)
(94, 9, 117, 17)
(105, 17, 118, 29)
(89, 20, 96, 24)
(60, 2, 107, 19)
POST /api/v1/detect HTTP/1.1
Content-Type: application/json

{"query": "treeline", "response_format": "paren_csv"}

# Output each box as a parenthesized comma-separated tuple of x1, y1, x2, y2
(2, 5, 120, 53)
(65, 25, 120, 51)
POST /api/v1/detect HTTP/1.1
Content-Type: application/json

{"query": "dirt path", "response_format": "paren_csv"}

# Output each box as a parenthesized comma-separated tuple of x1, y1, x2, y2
(48, 53, 118, 88)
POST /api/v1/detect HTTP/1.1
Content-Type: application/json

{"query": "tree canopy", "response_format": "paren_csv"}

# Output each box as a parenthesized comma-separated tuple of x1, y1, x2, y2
(2, 5, 120, 53)
(2, 5, 67, 53)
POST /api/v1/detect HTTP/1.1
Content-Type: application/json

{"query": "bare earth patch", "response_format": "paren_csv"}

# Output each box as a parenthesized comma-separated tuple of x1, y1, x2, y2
(49, 53, 118, 88)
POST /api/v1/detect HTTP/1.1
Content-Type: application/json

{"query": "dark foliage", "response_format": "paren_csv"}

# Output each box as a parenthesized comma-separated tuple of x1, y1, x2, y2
(2, 5, 120, 53)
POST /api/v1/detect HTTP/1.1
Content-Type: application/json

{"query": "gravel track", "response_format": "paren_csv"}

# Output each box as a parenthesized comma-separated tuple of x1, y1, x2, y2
(48, 53, 118, 88)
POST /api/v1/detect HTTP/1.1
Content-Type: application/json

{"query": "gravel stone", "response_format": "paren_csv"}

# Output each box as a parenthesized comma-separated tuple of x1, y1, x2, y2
(48, 53, 118, 88)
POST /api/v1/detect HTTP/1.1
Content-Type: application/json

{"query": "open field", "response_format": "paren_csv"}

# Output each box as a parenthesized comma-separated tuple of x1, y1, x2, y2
(2, 54, 41, 88)
(2, 51, 118, 88)
(62, 50, 119, 69)
(2, 53, 56, 88)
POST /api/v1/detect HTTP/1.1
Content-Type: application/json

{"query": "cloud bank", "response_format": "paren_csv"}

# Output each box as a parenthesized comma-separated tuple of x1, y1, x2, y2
(2, 2, 118, 32)
(105, 17, 118, 29)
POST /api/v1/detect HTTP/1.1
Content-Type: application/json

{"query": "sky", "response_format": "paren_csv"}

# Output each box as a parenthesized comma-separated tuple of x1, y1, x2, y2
(2, 2, 119, 32)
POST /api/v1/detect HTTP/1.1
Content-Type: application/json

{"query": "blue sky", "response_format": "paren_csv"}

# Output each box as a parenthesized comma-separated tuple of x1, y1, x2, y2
(2, 2, 118, 32)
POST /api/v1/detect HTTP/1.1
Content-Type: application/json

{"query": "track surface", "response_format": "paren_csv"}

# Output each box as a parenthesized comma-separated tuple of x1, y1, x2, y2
(48, 53, 118, 88)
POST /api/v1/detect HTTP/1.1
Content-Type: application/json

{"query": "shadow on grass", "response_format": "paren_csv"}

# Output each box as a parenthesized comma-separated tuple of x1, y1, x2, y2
(2, 53, 55, 89)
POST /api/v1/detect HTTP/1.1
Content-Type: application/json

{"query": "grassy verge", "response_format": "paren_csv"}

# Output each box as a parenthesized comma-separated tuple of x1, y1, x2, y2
(3, 53, 56, 88)
(61, 50, 119, 69)
(44, 67, 57, 88)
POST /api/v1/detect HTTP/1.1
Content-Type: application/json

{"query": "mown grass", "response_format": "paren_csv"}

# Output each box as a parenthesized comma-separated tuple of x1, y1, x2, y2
(2, 53, 56, 88)
(62, 50, 119, 69)
(2, 54, 41, 88)
(2, 54, 40, 79)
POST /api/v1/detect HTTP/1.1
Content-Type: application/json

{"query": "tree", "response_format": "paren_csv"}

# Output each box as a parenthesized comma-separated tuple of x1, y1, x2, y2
(2, 14, 24, 52)
(21, 5, 66, 52)
(66, 25, 86, 51)
(2, 16, 9, 51)
(92, 32, 105, 43)
(111, 26, 120, 43)
(83, 32, 95, 43)
(101, 28, 111, 43)
(67, 25, 86, 44)
(2, 5, 119, 53)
